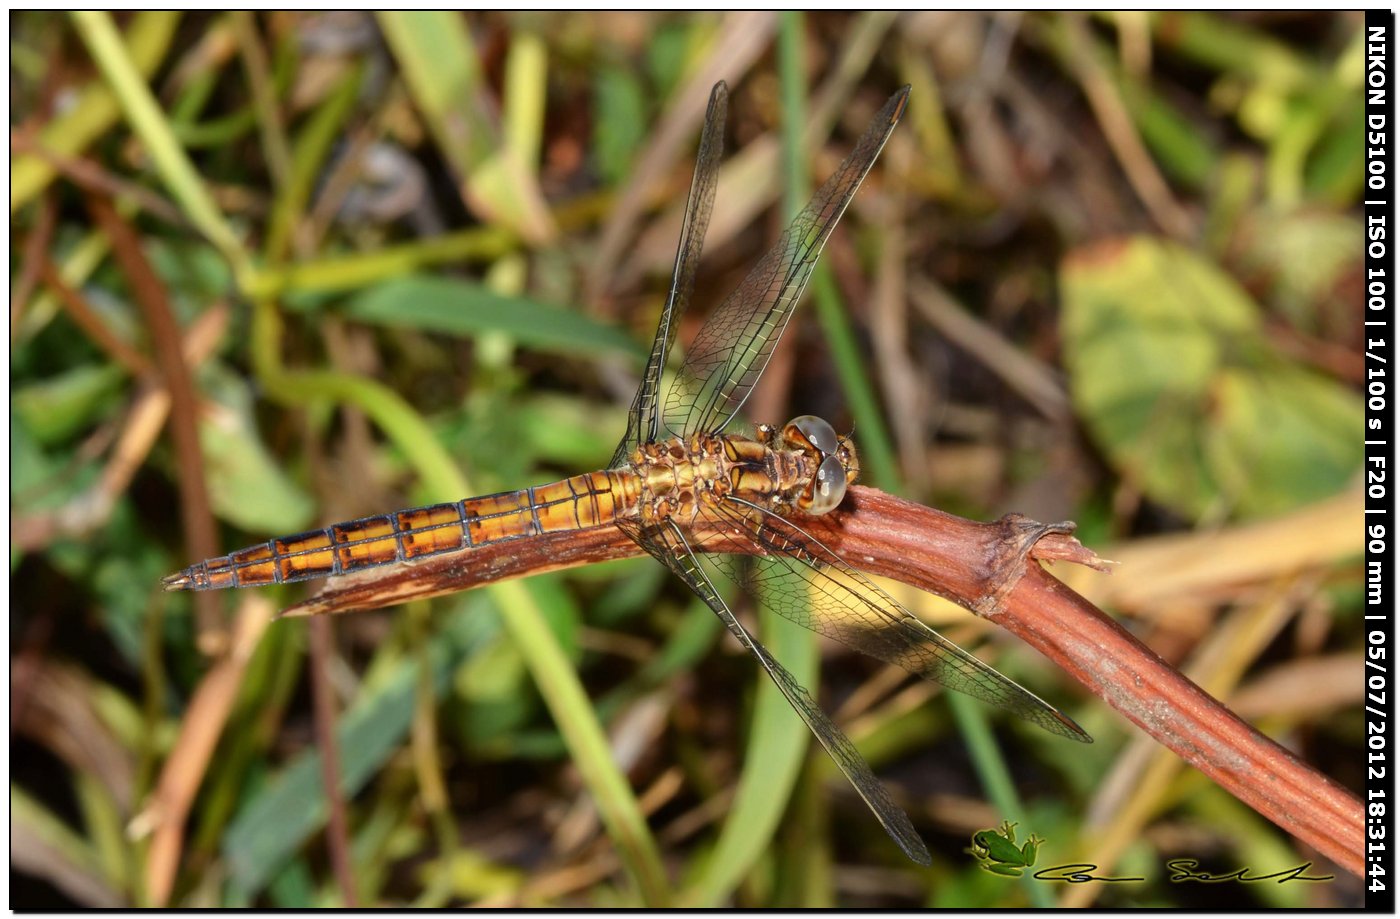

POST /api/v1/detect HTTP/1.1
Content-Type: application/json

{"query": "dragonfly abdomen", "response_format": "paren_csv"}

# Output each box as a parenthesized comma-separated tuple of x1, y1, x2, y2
(163, 470, 641, 591)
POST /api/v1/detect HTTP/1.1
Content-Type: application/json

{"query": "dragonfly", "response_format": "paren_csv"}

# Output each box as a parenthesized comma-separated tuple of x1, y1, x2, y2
(165, 81, 1090, 865)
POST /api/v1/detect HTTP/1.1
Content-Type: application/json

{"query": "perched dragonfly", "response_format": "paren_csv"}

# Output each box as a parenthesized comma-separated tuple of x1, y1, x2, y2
(165, 82, 1090, 865)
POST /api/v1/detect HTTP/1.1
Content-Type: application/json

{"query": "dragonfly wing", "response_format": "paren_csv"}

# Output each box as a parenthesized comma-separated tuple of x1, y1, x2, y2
(703, 497, 1092, 743)
(610, 82, 728, 469)
(617, 515, 932, 866)
(661, 86, 910, 440)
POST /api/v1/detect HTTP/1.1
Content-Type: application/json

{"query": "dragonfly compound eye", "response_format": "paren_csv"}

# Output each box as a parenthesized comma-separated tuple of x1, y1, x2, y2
(786, 414, 840, 455)
(802, 454, 849, 515)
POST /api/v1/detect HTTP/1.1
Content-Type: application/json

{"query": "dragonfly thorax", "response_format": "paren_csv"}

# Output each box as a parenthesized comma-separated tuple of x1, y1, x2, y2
(627, 419, 858, 530)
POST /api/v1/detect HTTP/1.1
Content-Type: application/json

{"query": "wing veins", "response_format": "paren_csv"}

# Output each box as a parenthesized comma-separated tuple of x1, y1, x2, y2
(611, 82, 728, 467)
(705, 497, 1091, 742)
(620, 516, 931, 865)
(663, 86, 910, 439)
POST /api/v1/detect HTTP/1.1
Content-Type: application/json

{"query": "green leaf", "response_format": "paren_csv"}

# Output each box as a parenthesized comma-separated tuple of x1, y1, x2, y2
(266, 859, 317, 909)
(1207, 364, 1362, 518)
(1123, 77, 1216, 189)
(222, 636, 459, 897)
(10, 413, 57, 517)
(11, 410, 101, 519)
(434, 848, 525, 901)
(454, 573, 581, 752)
(453, 629, 535, 751)
(1240, 210, 1361, 331)
(341, 275, 644, 361)
(515, 394, 627, 468)
(524, 572, 582, 663)
(1305, 92, 1365, 204)
(12, 785, 118, 907)
(92, 501, 170, 666)
(12, 364, 126, 446)
(1061, 236, 1361, 520)
(146, 237, 236, 320)
(594, 67, 647, 185)
(646, 20, 704, 98)
(196, 365, 316, 534)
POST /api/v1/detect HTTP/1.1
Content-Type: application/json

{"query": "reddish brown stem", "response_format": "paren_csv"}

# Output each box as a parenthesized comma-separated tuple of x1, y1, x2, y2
(281, 485, 1363, 877)
(38, 253, 154, 377)
(85, 192, 224, 652)
(12, 192, 56, 335)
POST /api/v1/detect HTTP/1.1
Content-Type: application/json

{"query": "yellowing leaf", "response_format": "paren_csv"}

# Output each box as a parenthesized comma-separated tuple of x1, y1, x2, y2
(1061, 236, 1360, 520)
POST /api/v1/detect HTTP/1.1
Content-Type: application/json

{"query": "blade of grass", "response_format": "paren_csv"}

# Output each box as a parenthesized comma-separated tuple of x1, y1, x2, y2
(245, 227, 517, 299)
(13, 11, 180, 214)
(68, 11, 251, 287)
(375, 11, 494, 164)
(376, 11, 554, 243)
(502, 29, 547, 174)
(307, 614, 358, 906)
(407, 601, 460, 909)
(339, 276, 645, 361)
(13, 786, 121, 907)
(73, 771, 129, 900)
(1142, 11, 1316, 88)
(222, 632, 457, 896)
(230, 11, 292, 192)
(263, 59, 365, 263)
(810, 270, 901, 492)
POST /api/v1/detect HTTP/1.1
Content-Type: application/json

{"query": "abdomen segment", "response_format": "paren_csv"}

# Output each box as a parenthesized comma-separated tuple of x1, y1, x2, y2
(163, 470, 637, 591)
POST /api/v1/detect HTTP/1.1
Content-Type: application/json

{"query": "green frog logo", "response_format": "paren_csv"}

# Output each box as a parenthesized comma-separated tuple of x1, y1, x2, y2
(967, 821, 1044, 877)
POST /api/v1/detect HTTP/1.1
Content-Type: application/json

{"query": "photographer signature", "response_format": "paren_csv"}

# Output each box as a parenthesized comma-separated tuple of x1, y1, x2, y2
(1025, 860, 1332, 885)
(965, 824, 1334, 885)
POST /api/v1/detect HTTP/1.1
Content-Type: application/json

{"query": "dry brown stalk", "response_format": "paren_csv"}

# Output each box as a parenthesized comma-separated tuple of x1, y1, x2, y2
(280, 484, 1363, 877)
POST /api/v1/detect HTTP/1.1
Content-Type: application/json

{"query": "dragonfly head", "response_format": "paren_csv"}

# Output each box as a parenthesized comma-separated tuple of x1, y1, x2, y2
(782, 415, 860, 515)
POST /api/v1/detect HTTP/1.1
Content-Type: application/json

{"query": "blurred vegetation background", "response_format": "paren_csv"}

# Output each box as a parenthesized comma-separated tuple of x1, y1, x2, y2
(10, 10, 1365, 908)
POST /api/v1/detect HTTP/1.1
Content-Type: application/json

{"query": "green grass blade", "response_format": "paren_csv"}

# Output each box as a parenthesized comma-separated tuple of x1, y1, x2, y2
(340, 276, 646, 361)
(223, 637, 458, 896)
(493, 578, 671, 905)
(245, 228, 517, 299)
(13, 12, 180, 214)
(69, 11, 251, 286)
(376, 11, 554, 243)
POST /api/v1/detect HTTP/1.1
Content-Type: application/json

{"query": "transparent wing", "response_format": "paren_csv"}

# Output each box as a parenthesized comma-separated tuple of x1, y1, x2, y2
(616, 515, 932, 866)
(702, 497, 1092, 742)
(610, 82, 728, 469)
(661, 86, 910, 440)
